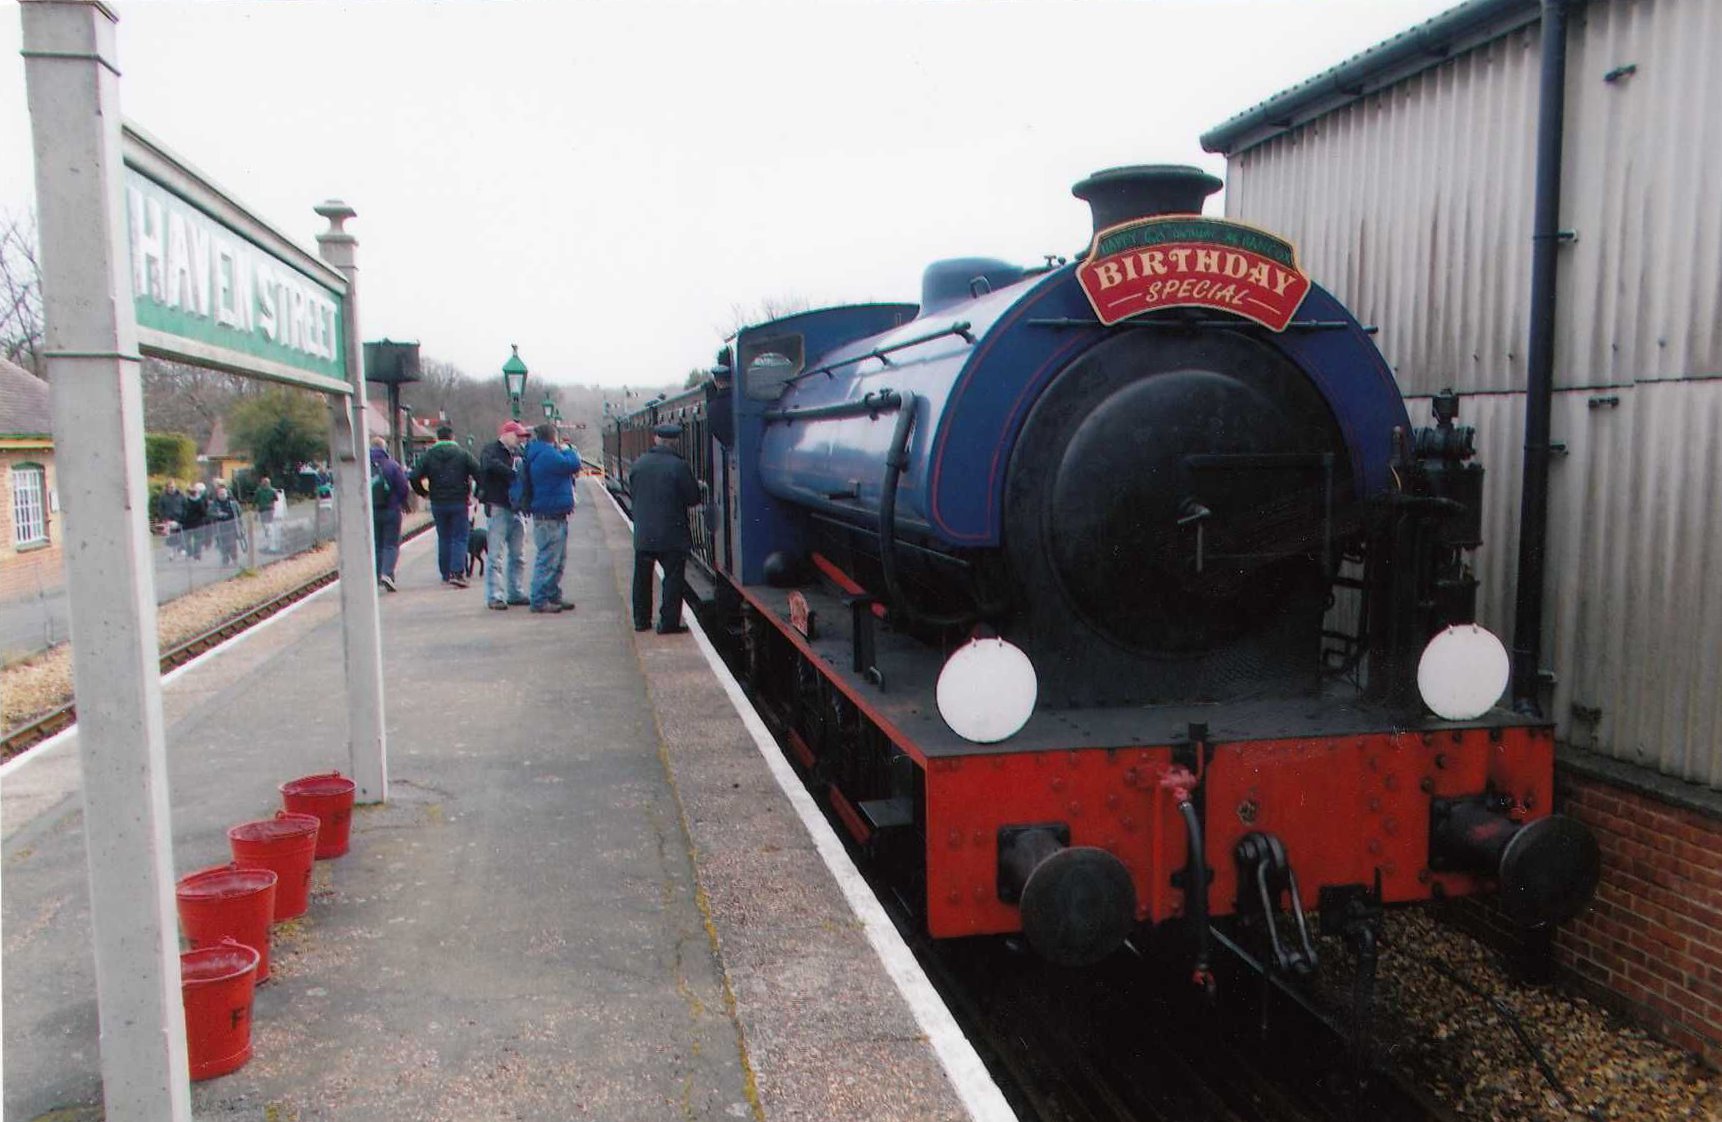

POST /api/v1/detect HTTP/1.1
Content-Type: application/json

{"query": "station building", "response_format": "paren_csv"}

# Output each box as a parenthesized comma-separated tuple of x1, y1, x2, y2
(0, 356, 60, 603)
(1204, 0, 1721, 1063)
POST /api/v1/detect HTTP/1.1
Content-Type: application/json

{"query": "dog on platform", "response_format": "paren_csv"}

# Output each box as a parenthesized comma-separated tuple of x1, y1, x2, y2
(466, 525, 488, 578)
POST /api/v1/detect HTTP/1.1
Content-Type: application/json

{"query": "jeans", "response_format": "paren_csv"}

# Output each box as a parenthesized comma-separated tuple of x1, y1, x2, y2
(633, 549, 688, 630)
(530, 515, 568, 608)
(374, 508, 402, 580)
(486, 505, 527, 604)
(430, 501, 470, 581)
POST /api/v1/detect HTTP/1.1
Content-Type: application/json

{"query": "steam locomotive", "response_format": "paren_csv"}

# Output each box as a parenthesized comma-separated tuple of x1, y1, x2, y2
(604, 166, 1598, 985)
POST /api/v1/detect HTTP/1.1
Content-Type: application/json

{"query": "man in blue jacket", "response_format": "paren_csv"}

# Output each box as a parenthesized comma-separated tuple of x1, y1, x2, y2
(513, 422, 582, 614)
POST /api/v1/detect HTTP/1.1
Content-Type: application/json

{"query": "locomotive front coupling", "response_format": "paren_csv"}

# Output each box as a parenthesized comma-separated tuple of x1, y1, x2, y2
(1429, 797, 1600, 926)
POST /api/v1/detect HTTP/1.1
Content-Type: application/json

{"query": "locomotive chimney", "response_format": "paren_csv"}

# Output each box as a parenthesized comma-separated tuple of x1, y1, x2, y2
(1072, 165, 1223, 236)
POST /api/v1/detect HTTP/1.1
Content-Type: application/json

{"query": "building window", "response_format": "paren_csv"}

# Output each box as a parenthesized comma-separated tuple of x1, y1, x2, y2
(12, 463, 48, 547)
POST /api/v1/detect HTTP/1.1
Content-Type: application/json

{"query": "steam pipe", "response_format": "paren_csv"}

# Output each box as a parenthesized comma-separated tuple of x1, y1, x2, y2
(1511, 0, 1570, 713)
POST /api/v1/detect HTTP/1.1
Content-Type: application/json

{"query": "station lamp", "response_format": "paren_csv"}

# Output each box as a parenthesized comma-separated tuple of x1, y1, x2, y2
(542, 396, 558, 421)
(502, 344, 529, 420)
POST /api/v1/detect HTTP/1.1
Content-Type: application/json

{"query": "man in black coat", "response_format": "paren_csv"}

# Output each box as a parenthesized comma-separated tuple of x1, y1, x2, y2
(630, 423, 702, 634)
(410, 424, 482, 588)
(476, 420, 531, 609)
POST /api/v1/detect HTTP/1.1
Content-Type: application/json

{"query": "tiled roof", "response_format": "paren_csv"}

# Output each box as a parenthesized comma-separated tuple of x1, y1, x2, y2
(0, 356, 53, 438)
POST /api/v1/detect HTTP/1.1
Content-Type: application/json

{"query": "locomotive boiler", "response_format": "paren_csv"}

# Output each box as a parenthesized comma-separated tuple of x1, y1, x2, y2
(606, 165, 1599, 980)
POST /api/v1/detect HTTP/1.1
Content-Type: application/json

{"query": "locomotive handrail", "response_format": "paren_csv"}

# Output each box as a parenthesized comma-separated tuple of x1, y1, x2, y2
(761, 388, 904, 424)
(788, 321, 975, 384)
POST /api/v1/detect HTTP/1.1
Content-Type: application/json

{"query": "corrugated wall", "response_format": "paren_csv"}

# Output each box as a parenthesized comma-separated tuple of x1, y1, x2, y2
(1225, 0, 1722, 788)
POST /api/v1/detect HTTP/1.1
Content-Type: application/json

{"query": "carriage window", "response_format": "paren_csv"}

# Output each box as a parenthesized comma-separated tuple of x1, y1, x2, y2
(742, 335, 804, 400)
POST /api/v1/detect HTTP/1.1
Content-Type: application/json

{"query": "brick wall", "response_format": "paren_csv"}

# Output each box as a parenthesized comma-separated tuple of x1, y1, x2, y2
(1555, 769, 1722, 1066)
(0, 450, 63, 603)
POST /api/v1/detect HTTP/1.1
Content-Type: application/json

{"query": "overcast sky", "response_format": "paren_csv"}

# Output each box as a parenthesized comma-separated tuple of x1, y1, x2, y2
(1, 0, 1457, 388)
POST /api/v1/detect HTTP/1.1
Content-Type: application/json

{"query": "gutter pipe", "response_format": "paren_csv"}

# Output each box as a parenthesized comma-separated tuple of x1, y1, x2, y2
(1511, 0, 1570, 714)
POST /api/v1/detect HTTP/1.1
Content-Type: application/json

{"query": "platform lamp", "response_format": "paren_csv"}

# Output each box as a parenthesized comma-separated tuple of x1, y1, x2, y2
(502, 345, 529, 420)
(362, 338, 422, 465)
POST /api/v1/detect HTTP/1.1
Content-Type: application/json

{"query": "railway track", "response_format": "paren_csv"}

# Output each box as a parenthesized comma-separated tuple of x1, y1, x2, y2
(0, 521, 431, 764)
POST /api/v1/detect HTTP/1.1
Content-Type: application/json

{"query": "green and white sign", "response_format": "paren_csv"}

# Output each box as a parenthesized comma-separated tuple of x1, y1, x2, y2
(124, 165, 349, 392)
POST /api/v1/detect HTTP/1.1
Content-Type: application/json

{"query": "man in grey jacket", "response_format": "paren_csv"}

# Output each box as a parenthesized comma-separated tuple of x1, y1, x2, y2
(629, 423, 702, 634)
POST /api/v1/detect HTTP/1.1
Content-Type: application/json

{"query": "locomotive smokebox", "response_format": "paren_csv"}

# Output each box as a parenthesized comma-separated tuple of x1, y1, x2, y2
(1072, 164, 1224, 235)
(1430, 799, 1601, 927)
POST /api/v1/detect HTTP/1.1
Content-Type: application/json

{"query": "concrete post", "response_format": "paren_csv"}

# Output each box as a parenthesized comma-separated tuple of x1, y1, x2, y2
(315, 202, 388, 804)
(19, 2, 192, 1118)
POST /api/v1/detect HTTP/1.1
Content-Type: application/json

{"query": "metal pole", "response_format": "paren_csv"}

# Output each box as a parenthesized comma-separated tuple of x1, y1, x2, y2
(20, 2, 192, 1117)
(1511, 0, 1570, 713)
(316, 201, 389, 804)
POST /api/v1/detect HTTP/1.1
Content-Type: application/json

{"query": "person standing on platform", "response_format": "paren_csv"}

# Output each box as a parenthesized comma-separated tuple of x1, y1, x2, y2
(182, 480, 209, 560)
(411, 424, 481, 588)
(208, 482, 243, 565)
(513, 421, 582, 614)
(159, 479, 187, 557)
(253, 475, 278, 553)
(629, 423, 701, 635)
(370, 436, 411, 591)
(477, 420, 531, 610)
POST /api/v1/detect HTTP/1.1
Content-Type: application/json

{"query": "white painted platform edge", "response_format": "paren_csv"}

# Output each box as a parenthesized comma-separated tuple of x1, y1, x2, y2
(605, 486, 1018, 1122)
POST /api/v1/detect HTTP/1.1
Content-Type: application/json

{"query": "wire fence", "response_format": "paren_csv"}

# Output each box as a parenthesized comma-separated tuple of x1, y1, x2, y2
(0, 500, 344, 664)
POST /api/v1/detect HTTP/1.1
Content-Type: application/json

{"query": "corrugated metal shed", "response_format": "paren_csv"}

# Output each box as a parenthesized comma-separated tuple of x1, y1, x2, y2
(1208, 0, 1722, 788)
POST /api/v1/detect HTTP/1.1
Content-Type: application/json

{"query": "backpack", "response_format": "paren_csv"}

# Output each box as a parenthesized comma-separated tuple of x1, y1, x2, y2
(371, 462, 392, 510)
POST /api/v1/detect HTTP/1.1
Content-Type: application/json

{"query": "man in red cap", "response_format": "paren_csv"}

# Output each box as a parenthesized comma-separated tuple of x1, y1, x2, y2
(476, 420, 532, 608)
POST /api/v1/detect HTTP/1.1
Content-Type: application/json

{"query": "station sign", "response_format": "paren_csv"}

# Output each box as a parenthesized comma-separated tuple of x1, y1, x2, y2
(121, 128, 351, 395)
(1076, 217, 1311, 332)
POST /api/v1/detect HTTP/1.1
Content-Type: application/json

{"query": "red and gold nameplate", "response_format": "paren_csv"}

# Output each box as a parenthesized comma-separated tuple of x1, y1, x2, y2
(1076, 217, 1311, 331)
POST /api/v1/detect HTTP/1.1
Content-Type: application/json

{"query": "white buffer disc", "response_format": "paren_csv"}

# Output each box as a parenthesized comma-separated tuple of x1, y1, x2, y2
(936, 637, 1038, 744)
(1417, 624, 1510, 720)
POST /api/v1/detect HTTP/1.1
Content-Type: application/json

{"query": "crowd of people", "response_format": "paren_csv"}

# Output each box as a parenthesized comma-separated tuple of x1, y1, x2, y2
(156, 477, 283, 564)
(154, 416, 704, 630)
(366, 418, 701, 629)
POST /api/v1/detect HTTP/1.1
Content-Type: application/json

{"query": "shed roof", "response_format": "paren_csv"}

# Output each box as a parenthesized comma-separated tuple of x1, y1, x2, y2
(1201, 0, 1538, 156)
(0, 356, 53, 439)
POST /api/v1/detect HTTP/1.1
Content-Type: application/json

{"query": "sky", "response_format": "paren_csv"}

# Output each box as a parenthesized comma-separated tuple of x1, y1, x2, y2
(0, 0, 1459, 388)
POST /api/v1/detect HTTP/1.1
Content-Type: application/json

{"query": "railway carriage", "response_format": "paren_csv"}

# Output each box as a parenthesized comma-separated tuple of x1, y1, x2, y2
(604, 165, 1598, 984)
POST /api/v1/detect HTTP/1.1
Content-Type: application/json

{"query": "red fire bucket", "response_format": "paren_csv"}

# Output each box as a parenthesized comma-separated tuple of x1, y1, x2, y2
(177, 864, 277, 983)
(229, 812, 321, 921)
(280, 772, 356, 859)
(181, 939, 260, 1080)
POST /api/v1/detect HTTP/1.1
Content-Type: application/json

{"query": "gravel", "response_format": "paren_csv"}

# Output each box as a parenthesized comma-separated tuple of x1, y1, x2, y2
(2, 515, 429, 733)
(1318, 907, 1720, 1120)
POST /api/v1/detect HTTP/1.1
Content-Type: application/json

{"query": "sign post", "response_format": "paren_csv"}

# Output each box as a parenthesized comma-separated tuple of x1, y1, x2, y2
(20, 1, 390, 1110)
(317, 201, 388, 804)
(21, 3, 192, 1118)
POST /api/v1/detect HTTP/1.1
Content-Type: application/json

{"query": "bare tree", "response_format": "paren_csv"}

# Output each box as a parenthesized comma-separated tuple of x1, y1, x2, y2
(721, 295, 812, 337)
(141, 357, 252, 447)
(0, 210, 44, 375)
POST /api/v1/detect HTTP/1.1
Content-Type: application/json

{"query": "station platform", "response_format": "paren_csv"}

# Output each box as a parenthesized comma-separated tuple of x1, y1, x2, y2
(2, 483, 1000, 1121)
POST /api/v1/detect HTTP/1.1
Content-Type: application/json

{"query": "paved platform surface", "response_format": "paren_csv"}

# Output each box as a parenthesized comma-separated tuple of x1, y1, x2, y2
(1, 483, 979, 1121)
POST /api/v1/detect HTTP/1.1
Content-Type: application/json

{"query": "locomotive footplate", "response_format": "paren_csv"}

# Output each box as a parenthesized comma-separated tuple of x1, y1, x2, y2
(730, 576, 1576, 946)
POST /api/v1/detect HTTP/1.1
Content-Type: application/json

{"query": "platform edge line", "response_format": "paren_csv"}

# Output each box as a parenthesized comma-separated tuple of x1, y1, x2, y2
(602, 485, 1018, 1122)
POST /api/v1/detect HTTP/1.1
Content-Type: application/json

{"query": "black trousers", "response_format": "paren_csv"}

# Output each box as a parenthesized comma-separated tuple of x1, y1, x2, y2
(633, 549, 687, 629)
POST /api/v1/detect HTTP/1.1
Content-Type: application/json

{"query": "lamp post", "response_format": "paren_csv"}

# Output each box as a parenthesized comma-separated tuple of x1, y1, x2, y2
(502, 344, 528, 420)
